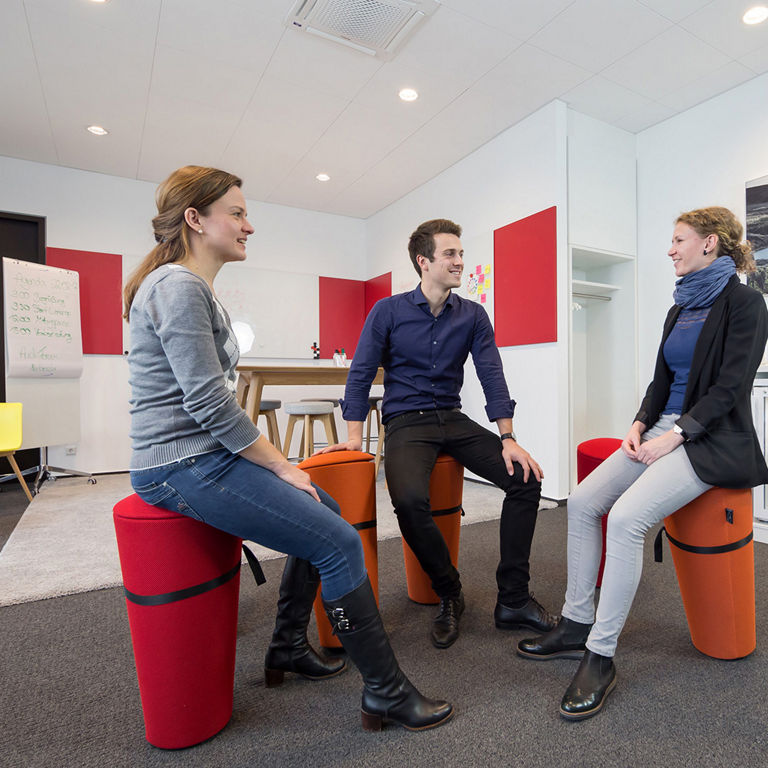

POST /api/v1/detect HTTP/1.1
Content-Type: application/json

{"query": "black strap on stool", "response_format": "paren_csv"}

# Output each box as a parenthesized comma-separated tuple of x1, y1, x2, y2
(124, 544, 265, 607)
(654, 527, 753, 563)
(352, 520, 377, 531)
(432, 505, 464, 518)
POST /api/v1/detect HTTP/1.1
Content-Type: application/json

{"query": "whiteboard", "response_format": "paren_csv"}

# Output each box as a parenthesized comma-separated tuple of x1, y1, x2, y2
(2, 257, 83, 378)
(214, 263, 319, 359)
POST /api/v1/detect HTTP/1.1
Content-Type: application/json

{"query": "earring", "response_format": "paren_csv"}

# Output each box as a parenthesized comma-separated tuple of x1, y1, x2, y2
(703, 249, 707, 255)
(198, 228, 203, 234)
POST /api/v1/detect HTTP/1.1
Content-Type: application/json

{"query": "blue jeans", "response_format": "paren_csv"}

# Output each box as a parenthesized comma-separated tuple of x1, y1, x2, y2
(130, 449, 367, 600)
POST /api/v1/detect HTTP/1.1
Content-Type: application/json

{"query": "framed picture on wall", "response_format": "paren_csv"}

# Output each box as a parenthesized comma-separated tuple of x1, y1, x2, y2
(746, 174, 768, 295)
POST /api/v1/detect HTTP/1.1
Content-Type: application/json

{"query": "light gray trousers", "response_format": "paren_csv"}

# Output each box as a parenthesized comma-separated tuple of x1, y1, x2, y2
(562, 413, 712, 657)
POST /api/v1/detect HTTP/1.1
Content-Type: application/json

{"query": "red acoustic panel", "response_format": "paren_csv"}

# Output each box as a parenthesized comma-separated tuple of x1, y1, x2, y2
(319, 276, 365, 359)
(46, 247, 123, 354)
(364, 272, 391, 316)
(493, 207, 557, 347)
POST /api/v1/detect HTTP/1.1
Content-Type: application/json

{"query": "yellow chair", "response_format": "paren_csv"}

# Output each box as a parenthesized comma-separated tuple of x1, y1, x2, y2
(0, 402, 34, 502)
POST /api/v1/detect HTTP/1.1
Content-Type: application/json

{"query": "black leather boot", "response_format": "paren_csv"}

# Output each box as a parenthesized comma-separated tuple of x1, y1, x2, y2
(264, 557, 346, 687)
(431, 593, 465, 649)
(324, 578, 454, 731)
(516, 616, 591, 660)
(559, 649, 616, 720)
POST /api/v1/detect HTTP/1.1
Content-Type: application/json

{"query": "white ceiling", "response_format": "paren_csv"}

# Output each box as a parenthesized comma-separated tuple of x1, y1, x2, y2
(1, 0, 767, 218)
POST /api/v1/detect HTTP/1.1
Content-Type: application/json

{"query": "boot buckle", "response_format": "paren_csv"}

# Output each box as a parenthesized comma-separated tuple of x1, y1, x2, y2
(330, 607, 350, 632)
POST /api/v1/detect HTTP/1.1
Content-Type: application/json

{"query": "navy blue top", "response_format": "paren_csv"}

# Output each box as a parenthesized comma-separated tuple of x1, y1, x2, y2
(662, 307, 710, 415)
(341, 285, 516, 424)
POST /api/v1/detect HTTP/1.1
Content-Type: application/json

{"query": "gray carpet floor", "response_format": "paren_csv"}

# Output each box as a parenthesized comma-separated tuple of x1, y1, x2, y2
(2, 504, 767, 768)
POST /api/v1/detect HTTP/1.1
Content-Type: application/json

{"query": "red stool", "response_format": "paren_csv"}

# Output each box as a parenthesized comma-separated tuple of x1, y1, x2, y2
(113, 494, 243, 749)
(402, 454, 464, 605)
(657, 487, 755, 659)
(298, 451, 378, 651)
(576, 438, 622, 587)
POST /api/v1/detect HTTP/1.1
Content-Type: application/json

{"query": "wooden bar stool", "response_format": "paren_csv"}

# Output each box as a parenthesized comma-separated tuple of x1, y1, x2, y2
(283, 401, 336, 461)
(365, 395, 382, 452)
(256, 399, 282, 453)
(301, 398, 340, 443)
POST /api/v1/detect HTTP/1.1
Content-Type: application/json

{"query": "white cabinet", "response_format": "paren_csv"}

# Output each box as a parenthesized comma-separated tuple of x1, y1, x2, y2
(751, 375, 768, 543)
(570, 245, 637, 487)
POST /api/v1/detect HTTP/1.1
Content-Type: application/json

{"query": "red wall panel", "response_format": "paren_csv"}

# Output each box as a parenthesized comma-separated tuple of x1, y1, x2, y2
(493, 207, 557, 347)
(319, 277, 365, 359)
(46, 247, 123, 355)
(364, 272, 391, 316)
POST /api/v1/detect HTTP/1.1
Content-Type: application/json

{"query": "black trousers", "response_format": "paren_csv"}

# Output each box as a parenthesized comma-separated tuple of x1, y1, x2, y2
(383, 409, 541, 604)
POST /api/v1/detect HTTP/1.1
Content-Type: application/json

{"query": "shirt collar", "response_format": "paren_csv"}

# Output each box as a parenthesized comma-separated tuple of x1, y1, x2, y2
(412, 283, 455, 310)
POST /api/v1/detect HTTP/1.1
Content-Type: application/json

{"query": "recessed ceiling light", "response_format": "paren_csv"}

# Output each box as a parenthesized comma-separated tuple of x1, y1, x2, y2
(399, 88, 419, 102)
(86, 125, 109, 136)
(743, 6, 768, 24)
(316, 173, 330, 182)
(90, 0, 110, 4)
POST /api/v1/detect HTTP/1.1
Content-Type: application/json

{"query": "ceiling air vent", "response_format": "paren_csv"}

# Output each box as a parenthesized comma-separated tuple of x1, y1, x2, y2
(286, 0, 440, 60)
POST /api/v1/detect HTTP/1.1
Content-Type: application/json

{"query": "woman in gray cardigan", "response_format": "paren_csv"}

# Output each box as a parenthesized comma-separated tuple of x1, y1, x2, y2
(124, 166, 452, 733)
(517, 206, 768, 720)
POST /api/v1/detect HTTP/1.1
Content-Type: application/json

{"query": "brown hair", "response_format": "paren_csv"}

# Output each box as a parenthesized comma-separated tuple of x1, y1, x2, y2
(123, 165, 242, 318)
(676, 206, 756, 273)
(408, 218, 462, 276)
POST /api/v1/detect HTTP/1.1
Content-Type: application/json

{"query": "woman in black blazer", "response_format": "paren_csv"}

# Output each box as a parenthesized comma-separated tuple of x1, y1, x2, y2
(517, 206, 768, 720)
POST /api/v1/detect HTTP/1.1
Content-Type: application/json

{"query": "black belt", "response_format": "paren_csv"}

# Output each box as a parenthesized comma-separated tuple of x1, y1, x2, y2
(124, 543, 266, 607)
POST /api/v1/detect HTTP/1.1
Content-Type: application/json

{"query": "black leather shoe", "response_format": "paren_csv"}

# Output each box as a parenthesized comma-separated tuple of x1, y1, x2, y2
(494, 594, 557, 633)
(430, 593, 465, 649)
(516, 616, 591, 660)
(560, 649, 616, 720)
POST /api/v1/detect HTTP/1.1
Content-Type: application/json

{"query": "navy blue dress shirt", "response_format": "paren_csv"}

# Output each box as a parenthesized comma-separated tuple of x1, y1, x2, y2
(342, 284, 516, 424)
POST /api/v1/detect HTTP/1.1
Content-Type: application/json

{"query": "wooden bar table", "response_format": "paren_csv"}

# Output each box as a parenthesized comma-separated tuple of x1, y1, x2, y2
(236, 364, 383, 425)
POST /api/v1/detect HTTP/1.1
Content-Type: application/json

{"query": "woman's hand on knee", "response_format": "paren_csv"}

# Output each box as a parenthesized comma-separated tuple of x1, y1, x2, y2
(636, 430, 684, 465)
(622, 421, 645, 460)
(273, 463, 321, 502)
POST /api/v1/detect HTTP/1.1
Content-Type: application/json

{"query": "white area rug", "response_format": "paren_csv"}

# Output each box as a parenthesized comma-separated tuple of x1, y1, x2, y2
(0, 472, 554, 607)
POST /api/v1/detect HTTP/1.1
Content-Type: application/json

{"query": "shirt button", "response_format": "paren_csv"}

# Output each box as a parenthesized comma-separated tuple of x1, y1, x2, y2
(433, 341, 437, 344)
(433, 364, 436, 368)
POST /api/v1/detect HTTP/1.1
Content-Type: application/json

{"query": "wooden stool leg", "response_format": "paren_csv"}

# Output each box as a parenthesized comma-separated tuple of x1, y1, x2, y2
(320, 413, 336, 449)
(265, 410, 282, 454)
(283, 415, 299, 458)
(329, 411, 339, 444)
(302, 415, 313, 461)
(365, 408, 373, 452)
(6, 453, 33, 503)
(374, 423, 385, 477)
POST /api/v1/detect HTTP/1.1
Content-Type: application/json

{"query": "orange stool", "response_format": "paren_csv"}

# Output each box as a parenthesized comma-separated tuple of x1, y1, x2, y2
(402, 454, 464, 605)
(298, 451, 378, 651)
(576, 438, 622, 587)
(656, 487, 755, 660)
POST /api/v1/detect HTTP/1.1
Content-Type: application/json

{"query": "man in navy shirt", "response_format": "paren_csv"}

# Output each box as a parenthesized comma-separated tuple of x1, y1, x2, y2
(323, 219, 555, 649)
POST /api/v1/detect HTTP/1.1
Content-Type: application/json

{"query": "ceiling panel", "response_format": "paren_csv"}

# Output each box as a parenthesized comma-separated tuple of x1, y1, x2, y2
(439, 0, 577, 40)
(0, 0, 57, 163)
(657, 60, 756, 111)
(528, 0, 671, 71)
(562, 75, 656, 124)
(636, 0, 715, 23)
(679, 0, 768, 57)
(613, 100, 677, 132)
(740, 43, 768, 74)
(601, 26, 731, 99)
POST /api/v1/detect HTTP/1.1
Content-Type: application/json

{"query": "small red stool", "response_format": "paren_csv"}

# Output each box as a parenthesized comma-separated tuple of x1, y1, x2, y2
(298, 451, 379, 651)
(576, 438, 622, 588)
(402, 454, 464, 605)
(657, 487, 755, 659)
(113, 494, 243, 749)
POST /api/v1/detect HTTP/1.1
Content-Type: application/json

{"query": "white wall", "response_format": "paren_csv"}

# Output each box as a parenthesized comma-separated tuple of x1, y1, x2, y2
(636, 72, 768, 387)
(366, 101, 571, 499)
(0, 155, 365, 472)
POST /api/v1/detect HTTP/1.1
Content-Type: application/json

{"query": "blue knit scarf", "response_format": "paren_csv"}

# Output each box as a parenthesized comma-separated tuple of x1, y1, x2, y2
(673, 256, 736, 309)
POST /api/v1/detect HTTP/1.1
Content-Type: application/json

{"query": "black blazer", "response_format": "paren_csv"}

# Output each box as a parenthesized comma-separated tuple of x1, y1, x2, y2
(635, 275, 768, 488)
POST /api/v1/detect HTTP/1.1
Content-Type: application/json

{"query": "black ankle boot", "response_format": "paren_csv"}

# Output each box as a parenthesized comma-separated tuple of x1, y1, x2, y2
(559, 649, 616, 720)
(431, 593, 465, 649)
(517, 616, 591, 660)
(324, 578, 453, 732)
(264, 557, 346, 687)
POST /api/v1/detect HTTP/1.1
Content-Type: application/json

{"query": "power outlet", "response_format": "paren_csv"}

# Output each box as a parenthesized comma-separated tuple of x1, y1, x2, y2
(65, 445, 77, 456)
